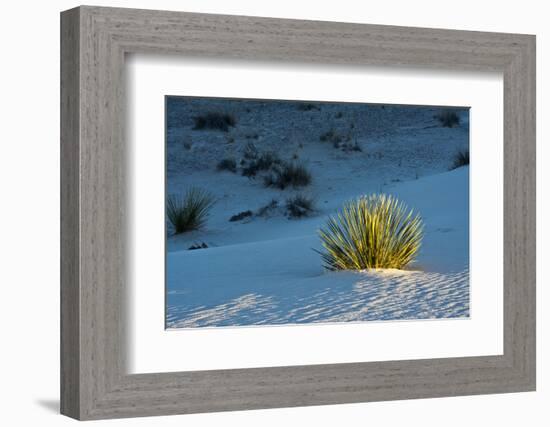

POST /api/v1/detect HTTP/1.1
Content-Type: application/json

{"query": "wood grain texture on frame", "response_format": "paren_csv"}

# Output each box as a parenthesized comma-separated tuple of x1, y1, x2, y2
(60, 5, 536, 420)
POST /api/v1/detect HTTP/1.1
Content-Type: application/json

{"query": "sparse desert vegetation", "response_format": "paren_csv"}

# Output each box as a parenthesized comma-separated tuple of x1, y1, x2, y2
(216, 157, 237, 173)
(263, 161, 312, 189)
(320, 128, 343, 144)
(339, 139, 362, 152)
(297, 102, 320, 111)
(435, 109, 460, 128)
(319, 128, 361, 151)
(286, 194, 316, 218)
(242, 141, 259, 159)
(193, 112, 236, 132)
(188, 242, 208, 250)
(257, 199, 279, 217)
(229, 210, 253, 222)
(241, 150, 282, 177)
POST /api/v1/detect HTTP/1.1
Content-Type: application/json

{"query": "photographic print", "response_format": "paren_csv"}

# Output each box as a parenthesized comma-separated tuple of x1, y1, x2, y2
(165, 97, 470, 329)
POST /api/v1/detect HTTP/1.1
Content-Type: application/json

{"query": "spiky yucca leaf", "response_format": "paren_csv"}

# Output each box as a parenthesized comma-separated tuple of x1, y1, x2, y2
(318, 194, 423, 270)
(166, 188, 215, 234)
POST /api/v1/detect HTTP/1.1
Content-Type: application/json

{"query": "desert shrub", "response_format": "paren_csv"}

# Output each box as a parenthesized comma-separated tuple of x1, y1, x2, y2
(297, 102, 319, 111)
(242, 142, 259, 159)
(216, 158, 237, 173)
(241, 151, 281, 177)
(435, 109, 460, 128)
(318, 194, 423, 270)
(286, 194, 316, 218)
(166, 188, 216, 234)
(188, 242, 208, 250)
(257, 199, 279, 217)
(339, 139, 362, 152)
(264, 161, 312, 189)
(193, 112, 236, 132)
(229, 210, 253, 222)
(319, 129, 342, 144)
(257, 152, 281, 169)
(450, 149, 470, 170)
(241, 164, 258, 177)
(263, 172, 279, 187)
(319, 129, 360, 151)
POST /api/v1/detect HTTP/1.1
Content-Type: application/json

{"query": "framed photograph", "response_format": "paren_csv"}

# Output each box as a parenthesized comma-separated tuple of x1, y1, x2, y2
(61, 6, 536, 420)
(164, 97, 470, 330)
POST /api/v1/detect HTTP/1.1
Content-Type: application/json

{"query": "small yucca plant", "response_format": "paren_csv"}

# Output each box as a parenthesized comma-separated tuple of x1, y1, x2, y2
(166, 188, 216, 234)
(450, 149, 469, 170)
(286, 194, 316, 218)
(318, 194, 423, 270)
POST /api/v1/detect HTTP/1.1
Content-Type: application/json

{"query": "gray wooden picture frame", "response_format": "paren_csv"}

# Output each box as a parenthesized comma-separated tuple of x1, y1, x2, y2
(60, 5, 536, 421)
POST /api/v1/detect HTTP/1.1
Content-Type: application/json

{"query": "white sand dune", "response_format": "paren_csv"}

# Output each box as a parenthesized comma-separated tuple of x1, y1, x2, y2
(167, 167, 469, 328)
(167, 268, 468, 328)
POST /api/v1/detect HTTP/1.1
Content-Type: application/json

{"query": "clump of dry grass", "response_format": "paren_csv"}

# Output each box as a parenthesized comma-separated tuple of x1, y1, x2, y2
(263, 161, 312, 190)
(216, 158, 237, 173)
(286, 194, 316, 218)
(193, 112, 236, 132)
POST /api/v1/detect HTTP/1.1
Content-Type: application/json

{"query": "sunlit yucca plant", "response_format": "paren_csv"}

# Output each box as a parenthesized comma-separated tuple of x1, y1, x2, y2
(166, 188, 216, 234)
(318, 194, 423, 270)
